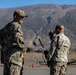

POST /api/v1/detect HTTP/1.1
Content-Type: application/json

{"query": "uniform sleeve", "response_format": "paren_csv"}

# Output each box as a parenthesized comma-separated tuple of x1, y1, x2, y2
(13, 24, 25, 50)
(68, 38, 71, 49)
(66, 38, 71, 53)
(50, 36, 57, 59)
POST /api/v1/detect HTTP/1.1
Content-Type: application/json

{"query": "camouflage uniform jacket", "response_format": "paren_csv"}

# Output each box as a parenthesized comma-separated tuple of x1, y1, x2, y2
(50, 33, 71, 62)
(2, 20, 25, 66)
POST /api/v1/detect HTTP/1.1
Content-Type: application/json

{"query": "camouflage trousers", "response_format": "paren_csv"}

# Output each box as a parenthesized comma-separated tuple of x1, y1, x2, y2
(50, 61, 67, 75)
(3, 63, 22, 75)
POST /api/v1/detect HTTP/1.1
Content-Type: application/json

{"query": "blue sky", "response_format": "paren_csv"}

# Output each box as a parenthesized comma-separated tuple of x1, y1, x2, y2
(0, 0, 76, 9)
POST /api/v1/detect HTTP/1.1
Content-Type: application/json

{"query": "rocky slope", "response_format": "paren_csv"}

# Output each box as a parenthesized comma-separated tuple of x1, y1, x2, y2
(0, 4, 76, 51)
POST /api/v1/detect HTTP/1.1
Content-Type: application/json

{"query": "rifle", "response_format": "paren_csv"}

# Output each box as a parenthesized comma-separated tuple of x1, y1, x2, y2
(38, 38, 51, 67)
(38, 38, 45, 49)
(68, 60, 76, 65)
(32, 32, 55, 67)
(20, 58, 24, 75)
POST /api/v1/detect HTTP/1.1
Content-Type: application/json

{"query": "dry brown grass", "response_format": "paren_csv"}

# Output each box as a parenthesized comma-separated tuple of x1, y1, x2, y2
(24, 52, 43, 67)
(68, 53, 76, 67)
(24, 52, 76, 67)
(69, 53, 76, 61)
(0, 52, 76, 67)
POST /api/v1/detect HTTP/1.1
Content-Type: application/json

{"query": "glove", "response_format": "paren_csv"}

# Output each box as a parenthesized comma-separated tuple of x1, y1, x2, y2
(47, 60, 51, 67)
(44, 50, 50, 60)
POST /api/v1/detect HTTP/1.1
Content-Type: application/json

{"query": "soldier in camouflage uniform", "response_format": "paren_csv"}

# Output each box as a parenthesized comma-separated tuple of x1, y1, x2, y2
(49, 25, 71, 75)
(1, 9, 27, 75)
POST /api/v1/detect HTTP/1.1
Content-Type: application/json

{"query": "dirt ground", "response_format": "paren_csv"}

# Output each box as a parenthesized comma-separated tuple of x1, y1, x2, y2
(24, 52, 76, 68)
(0, 52, 76, 68)
(24, 52, 45, 67)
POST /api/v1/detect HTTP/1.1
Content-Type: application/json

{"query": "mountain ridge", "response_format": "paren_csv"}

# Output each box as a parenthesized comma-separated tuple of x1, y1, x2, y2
(0, 4, 76, 51)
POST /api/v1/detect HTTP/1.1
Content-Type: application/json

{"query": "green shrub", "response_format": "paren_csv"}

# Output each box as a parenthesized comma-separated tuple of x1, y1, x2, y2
(26, 47, 33, 52)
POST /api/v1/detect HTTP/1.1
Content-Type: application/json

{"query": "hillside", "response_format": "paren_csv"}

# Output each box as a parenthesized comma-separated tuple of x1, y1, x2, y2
(0, 4, 76, 52)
